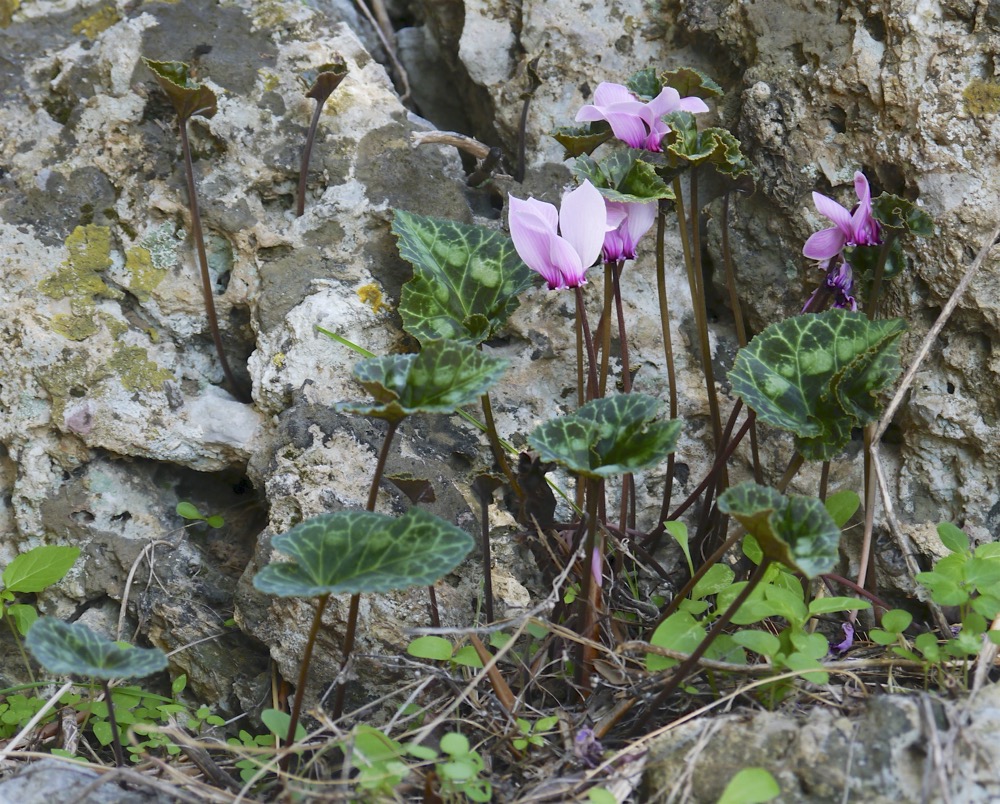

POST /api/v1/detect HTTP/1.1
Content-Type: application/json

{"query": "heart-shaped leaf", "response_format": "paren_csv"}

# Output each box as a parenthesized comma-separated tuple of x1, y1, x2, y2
(336, 340, 507, 422)
(872, 193, 934, 237)
(659, 67, 724, 100)
(26, 618, 168, 679)
(550, 122, 615, 158)
(394, 211, 536, 344)
(717, 483, 841, 578)
(143, 58, 217, 121)
(663, 111, 755, 178)
(3, 545, 80, 593)
(729, 310, 905, 461)
(252, 507, 474, 597)
(527, 394, 681, 478)
(571, 151, 674, 202)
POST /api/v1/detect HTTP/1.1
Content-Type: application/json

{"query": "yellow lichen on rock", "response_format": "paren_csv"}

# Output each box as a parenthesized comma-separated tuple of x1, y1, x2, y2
(357, 283, 387, 314)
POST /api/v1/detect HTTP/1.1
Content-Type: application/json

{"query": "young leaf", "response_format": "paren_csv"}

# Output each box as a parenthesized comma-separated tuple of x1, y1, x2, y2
(406, 636, 454, 661)
(937, 522, 970, 554)
(717, 483, 841, 578)
(394, 211, 536, 344)
(7, 603, 38, 636)
(261, 708, 307, 742)
(303, 60, 348, 104)
(691, 563, 735, 599)
(26, 618, 168, 679)
(647, 611, 705, 672)
(176, 502, 202, 521)
(728, 310, 906, 461)
(717, 767, 780, 804)
(731, 629, 781, 658)
(336, 340, 508, 422)
(3, 545, 81, 593)
(528, 394, 681, 479)
(665, 521, 694, 577)
(807, 597, 871, 616)
(142, 58, 217, 121)
(824, 490, 860, 528)
(253, 507, 474, 597)
(550, 122, 614, 158)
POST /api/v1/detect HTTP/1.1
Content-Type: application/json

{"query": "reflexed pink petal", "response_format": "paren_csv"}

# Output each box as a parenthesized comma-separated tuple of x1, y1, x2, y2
(560, 181, 607, 272)
(678, 96, 710, 114)
(803, 227, 847, 260)
(509, 195, 561, 282)
(547, 235, 587, 287)
(575, 104, 607, 123)
(623, 201, 657, 250)
(510, 194, 558, 231)
(591, 547, 603, 589)
(593, 82, 635, 107)
(853, 171, 871, 206)
(646, 86, 682, 117)
(812, 191, 852, 232)
(604, 201, 627, 229)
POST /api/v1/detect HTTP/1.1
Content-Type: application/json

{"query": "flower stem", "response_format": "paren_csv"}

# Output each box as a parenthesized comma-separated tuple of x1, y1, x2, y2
(282, 591, 329, 763)
(296, 99, 325, 217)
(654, 201, 679, 523)
(102, 678, 126, 767)
(598, 261, 615, 397)
(480, 391, 521, 498)
(576, 476, 603, 695)
(575, 286, 599, 402)
(612, 261, 634, 529)
(178, 120, 248, 403)
(332, 419, 400, 720)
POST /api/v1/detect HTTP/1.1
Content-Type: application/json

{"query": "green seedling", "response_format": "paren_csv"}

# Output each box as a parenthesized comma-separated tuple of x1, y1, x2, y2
(26, 618, 167, 766)
(512, 715, 559, 752)
(717, 767, 780, 804)
(253, 508, 474, 763)
(176, 501, 224, 528)
(141, 58, 248, 402)
(296, 59, 348, 217)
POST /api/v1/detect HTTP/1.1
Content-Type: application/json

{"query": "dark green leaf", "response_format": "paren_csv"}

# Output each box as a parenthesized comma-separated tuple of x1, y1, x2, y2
(527, 394, 681, 478)
(26, 618, 168, 679)
(571, 151, 674, 202)
(337, 340, 507, 421)
(718, 483, 841, 578)
(394, 211, 536, 344)
(848, 239, 907, 279)
(871, 193, 934, 237)
(625, 67, 661, 100)
(3, 546, 80, 593)
(253, 508, 474, 597)
(142, 58, 218, 121)
(660, 67, 724, 100)
(550, 122, 614, 158)
(729, 310, 905, 461)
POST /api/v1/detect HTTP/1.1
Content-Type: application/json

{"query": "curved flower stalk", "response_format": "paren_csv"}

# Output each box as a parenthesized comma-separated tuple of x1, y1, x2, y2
(803, 171, 881, 260)
(803, 260, 858, 312)
(575, 82, 709, 152)
(508, 180, 608, 289)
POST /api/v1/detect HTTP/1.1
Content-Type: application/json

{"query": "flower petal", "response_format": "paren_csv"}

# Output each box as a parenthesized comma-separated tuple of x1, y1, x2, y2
(547, 234, 587, 287)
(508, 195, 563, 287)
(678, 96, 710, 114)
(622, 201, 657, 250)
(812, 191, 852, 233)
(560, 181, 607, 271)
(592, 82, 635, 107)
(600, 109, 650, 149)
(803, 226, 847, 260)
(646, 86, 682, 117)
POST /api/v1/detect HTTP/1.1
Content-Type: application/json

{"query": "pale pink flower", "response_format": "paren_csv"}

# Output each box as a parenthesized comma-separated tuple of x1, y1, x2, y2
(602, 200, 657, 262)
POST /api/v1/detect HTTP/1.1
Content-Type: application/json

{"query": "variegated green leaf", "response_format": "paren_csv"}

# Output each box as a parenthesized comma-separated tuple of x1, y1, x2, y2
(394, 211, 536, 344)
(729, 310, 905, 461)
(336, 340, 507, 421)
(527, 394, 681, 478)
(718, 483, 841, 578)
(663, 111, 754, 178)
(252, 508, 474, 597)
(26, 618, 168, 679)
(550, 122, 614, 158)
(571, 151, 674, 202)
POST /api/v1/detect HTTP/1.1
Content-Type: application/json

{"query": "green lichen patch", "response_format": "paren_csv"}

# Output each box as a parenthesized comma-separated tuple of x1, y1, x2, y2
(40, 226, 123, 342)
(72, 4, 120, 38)
(964, 79, 1000, 116)
(125, 246, 168, 302)
(139, 224, 182, 270)
(108, 346, 174, 393)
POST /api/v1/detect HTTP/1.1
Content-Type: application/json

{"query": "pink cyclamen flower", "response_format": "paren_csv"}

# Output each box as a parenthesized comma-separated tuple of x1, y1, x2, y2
(602, 200, 657, 262)
(576, 82, 710, 152)
(508, 180, 608, 289)
(802, 171, 881, 260)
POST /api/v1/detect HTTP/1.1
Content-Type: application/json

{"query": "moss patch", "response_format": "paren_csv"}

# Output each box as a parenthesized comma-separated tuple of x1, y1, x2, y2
(72, 4, 120, 38)
(40, 225, 122, 342)
(963, 79, 1000, 116)
(358, 283, 387, 314)
(108, 346, 174, 393)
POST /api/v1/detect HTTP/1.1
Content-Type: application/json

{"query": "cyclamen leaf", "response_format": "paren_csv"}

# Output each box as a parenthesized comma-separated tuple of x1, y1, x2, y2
(571, 151, 674, 202)
(252, 508, 474, 597)
(718, 482, 841, 578)
(663, 112, 754, 178)
(871, 193, 934, 237)
(527, 394, 681, 479)
(550, 122, 614, 158)
(26, 618, 168, 679)
(143, 58, 217, 121)
(394, 211, 536, 344)
(729, 310, 905, 461)
(625, 67, 661, 100)
(303, 59, 348, 103)
(3, 545, 80, 593)
(659, 67, 724, 100)
(337, 340, 508, 422)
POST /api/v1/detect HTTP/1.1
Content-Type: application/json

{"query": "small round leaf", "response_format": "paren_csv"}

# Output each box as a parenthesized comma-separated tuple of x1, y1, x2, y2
(27, 618, 168, 679)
